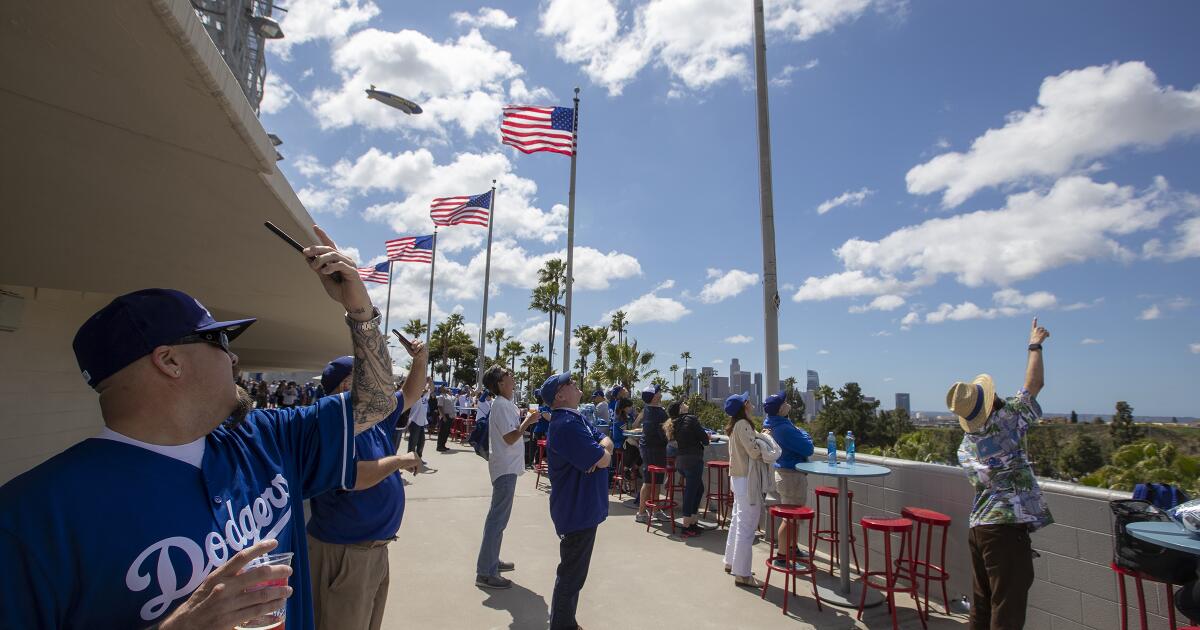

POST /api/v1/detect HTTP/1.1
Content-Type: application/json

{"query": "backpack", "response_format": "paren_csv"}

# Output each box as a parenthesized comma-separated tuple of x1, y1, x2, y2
(468, 413, 490, 460)
(1109, 499, 1198, 584)
(1132, 483, 1189, 511)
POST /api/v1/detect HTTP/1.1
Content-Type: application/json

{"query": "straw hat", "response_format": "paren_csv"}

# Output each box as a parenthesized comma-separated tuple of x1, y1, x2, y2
(946, 374, 996, 433)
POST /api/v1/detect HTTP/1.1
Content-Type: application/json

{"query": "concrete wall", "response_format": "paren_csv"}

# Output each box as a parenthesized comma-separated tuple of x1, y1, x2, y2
(0, 286, 111, 485)
(798, 450, 1187, 630)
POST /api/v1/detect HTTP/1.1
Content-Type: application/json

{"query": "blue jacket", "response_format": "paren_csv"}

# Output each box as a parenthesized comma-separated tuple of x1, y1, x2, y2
(764, 415, 813, 470)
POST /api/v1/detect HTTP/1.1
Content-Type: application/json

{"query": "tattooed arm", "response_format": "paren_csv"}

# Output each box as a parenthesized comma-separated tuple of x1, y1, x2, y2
(301, 225, 397, 433)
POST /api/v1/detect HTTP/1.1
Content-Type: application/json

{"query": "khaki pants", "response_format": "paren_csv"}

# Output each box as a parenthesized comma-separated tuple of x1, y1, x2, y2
(775, 469, 808, 505)
(969, 524, 1035, 630)
(308, 535, 391, 630)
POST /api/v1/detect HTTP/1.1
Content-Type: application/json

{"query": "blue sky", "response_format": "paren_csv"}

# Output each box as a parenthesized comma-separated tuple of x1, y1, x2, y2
(259, 1, 1200, 417)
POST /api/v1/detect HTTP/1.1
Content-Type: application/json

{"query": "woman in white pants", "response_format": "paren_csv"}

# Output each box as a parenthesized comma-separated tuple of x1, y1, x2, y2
(722, 393, 764, 587)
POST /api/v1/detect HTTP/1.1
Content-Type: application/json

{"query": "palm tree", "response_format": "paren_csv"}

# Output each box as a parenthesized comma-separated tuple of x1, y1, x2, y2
(817, 384, 837, 407)
(503, 340, 525, 373)
(487, 327, 507, 360)
(669, 364, 679, 386)
(783, 376, 798, 396)
(402, 318, 427, 340)
(530, 260, 566, 365)
(699, 370, 710, 400)
(610, 310, 629, 347)
(680, 351, 692, 394)
(601, 340, 657, 389)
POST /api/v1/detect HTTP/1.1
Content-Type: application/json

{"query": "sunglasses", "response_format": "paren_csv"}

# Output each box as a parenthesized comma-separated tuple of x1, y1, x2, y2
(174, 330, 232, 354)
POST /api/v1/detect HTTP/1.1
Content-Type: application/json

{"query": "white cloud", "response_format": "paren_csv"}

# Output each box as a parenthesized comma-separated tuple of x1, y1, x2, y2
(724, 335, 753, 344)
(1139, 305, 1161, 320)
(487, 312, 516, 331)
(451, 7, 517, 30)
(292, 154, 328, 179)
(296, 187, 350, 216)
(712, 359, 724, 364)
(430, 240, 642, 301)
(907, 62, 1200, 208)
(1081, 338, 1104, 345)
(1190, 343, 1200, 354)
(538, 0, 878, 95)
(603, 291, 691, 325)
(778, 343, 797, 351)
(883, 377, 894, 382)
(655, 279, 676, 291)
(817, 187, 875, 215)
(817, 349, 830, 355)
(849, 294, 906, 313)
(272, 0, 380, 59)
(993, 288, 1058, 310)
(872, 330, 892, 337)
(900, 311, 920, 330)
(1145, 215, 1200, 262)
(515, 321, 562, 346)
(1062, 298, 1104, 311)
(769, 62, 814, 87)
(918, 289, 1058, 326)
(260, 73, 296, 114)
(310, 28, 543, 137)
(798, 176, 1176, 299)
(699, 268, 759, 303)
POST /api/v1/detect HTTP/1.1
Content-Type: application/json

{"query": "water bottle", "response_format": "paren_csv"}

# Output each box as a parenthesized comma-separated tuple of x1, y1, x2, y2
(826, 432, 837, 465)
(846, 431, 856, 465)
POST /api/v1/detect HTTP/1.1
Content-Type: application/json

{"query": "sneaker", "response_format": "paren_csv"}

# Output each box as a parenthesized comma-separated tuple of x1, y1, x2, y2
(475, 574, 513, 589)
(635, 513, 650, 524)
(497, 561, 515, 572)
(652, 510, 671, 522)
(734, 575, 764, 588)
(792, 547, 810, 560)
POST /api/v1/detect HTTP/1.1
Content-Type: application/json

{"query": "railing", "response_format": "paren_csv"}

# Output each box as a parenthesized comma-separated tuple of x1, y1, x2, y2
(802, 449, 1149, 630)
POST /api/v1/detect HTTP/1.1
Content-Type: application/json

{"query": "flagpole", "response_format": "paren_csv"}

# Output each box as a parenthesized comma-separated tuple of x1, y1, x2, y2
(752, 0, 781, 407)
(476, 181, 498, 384)
(561, 87, 580, 374)
(425, 228, 438, 351)
(384, 260, 395, 361)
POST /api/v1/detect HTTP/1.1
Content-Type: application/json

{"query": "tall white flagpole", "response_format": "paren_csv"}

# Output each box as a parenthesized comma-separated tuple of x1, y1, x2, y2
(425, 228, 438, 351)
(476, 181, 498, 383)
(561, 87, 580, 374)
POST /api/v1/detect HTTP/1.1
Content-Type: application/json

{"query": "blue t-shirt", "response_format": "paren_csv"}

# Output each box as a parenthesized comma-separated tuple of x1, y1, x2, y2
(0, 393, 357, 630)
(763, 414, 814, 470)
(546, 408, 609, 536)
(308, 392, 406, 544)
(534, 404, 551, 435)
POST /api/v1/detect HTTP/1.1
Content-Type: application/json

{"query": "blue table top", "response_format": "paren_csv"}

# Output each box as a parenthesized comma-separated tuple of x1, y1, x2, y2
(793, 461, 892, 477)
(1126, 521, 1200, 555)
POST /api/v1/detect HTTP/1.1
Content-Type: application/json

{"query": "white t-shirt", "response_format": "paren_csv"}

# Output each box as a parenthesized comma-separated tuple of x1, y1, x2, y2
(477, 398, 492, 419)
(95, 427, 206, 468)
(410, 394, 429, 427)
(487, 397, 525, 481)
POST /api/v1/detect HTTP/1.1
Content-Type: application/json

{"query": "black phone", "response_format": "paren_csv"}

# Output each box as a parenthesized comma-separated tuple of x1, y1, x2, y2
(391, 329, 416, 353)
(264, 221, 342, 283)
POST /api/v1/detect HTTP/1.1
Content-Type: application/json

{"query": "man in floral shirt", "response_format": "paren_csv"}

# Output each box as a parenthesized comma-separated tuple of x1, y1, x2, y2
(950, 317, 1051, 630)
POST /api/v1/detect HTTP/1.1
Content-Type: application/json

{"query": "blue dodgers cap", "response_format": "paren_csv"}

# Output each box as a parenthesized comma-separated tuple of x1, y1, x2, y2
(72, 288, 255, 389)
(763, 390, 787, 415)
(723, 391, 750, 416)
(321, 356, 354, 393)
(539, 372, 573, 406)
(641, 383, 661, 403)
(609, 385, 625, 397)
(592, 388, 605, 398)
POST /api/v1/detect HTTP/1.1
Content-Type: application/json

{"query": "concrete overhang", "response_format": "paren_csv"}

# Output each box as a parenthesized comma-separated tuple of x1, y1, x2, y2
(0, 0, 350, 370)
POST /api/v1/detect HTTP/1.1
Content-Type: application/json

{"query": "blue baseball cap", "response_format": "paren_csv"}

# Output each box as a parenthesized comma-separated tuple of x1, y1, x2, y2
(724, 392, 750, 416)
(763, 390, 787, 415)
(609, 385, 625, 397)
(641, 383, 661, 403)
(72, 288, 255, 389)
(592, 388, 605, 398)
(321, 356, 353, 393)
(539, 372, 573, 406)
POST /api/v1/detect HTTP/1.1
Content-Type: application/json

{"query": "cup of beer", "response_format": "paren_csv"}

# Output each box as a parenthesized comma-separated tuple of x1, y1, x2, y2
(236, 551, 293, 630)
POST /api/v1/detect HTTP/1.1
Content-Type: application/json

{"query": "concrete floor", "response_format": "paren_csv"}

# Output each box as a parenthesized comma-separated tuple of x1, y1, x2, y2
(379, 442, 969, 629)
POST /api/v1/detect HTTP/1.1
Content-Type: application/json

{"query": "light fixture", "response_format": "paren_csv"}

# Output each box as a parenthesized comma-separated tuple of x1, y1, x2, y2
(249, 15, 284, 39)
(267, 133, 282, 146)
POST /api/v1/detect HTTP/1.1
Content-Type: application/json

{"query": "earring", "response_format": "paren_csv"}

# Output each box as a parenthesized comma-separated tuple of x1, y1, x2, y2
(175, 370, 181, 377)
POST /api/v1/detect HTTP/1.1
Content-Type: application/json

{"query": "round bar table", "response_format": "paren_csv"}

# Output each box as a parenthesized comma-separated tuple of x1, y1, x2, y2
(1125, 521, 1200, 555)
(794, 460, 892, 608)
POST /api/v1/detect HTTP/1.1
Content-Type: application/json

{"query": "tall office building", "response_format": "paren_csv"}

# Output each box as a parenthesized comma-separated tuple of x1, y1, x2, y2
(684, 368, 697, 396)
(712, 376, 730, 402)
(700, 366, 715, 399)
(807, 369, 820, 392)
(895, 393, 911, 415)
(730, 358, 741, 375)
(753, 372, 764, 413)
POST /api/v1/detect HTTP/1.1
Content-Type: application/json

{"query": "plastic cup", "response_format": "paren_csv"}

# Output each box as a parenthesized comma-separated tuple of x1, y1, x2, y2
(235, 551, 292, 630)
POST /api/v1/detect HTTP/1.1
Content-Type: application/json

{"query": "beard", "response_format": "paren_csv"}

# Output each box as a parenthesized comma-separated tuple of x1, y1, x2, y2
(224, 384, 256, 429)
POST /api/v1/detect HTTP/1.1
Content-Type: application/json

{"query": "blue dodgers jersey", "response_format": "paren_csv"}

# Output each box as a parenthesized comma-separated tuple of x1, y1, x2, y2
(0, 393, 357, 630)
(546, 408, 609, 536)
(308, 392, 407, 544)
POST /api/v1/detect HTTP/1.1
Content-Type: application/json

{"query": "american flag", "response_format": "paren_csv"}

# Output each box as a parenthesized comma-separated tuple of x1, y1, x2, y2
(356, 260, 391, 284)
(429, 190, 492, 228)
(386, 234, 435, 263)
(501, 106, 576, 156)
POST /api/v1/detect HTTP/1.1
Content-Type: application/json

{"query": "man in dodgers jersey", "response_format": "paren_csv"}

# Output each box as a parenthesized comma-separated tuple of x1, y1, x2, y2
(0, 226, 415, 630)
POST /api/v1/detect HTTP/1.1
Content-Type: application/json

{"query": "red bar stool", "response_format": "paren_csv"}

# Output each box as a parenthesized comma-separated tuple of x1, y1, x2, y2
(813, 486, 859, 575)
(458, 417, 475, 444)
(610, 448, 627, 498)
(898, 507, 952, 619)
(644, 465, 678, 534)
(703, 461, 731, 528)
(1111, 563, 1183, 630)
(858, 517, 926, 630)
(665, 455, 686, 495)
(534, 439, 549, 490)
(761, 505, 822, 616)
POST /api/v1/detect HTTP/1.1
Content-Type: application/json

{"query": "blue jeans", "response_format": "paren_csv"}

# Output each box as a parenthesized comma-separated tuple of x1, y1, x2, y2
(476, 473, 517, 576)
(550, 526, 597, 630)
(677, 455, 705, 517)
